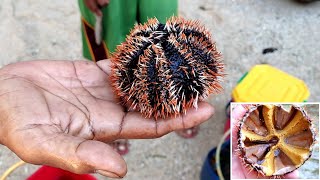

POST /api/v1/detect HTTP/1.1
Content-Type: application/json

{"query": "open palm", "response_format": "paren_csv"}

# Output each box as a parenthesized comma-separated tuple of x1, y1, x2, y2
(0, 60, 214, 178)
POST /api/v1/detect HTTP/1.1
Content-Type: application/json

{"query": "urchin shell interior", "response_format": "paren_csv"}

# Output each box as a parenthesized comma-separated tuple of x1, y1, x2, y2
(238, 105, 314, 176)
(111, 17, 223, 119)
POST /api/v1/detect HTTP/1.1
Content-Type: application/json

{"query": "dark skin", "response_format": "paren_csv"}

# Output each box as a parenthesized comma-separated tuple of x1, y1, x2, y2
(0, 60, 214, 178)
(84, 0, 110, 16)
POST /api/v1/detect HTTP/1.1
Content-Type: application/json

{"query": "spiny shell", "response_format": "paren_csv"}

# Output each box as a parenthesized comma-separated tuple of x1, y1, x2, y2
(111, 17, 224, 119)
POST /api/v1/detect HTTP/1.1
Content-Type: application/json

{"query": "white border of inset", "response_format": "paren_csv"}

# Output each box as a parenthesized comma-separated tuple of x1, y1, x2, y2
(230, 102, 320, 180)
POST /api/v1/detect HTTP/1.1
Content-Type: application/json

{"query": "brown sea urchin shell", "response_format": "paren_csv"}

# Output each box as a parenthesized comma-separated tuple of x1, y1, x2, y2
(238, 105, 315, 177)
(110, 17, 224, 119)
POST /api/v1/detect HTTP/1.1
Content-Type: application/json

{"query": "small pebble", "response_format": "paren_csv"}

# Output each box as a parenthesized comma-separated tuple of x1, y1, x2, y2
(262, 47, 278, 55)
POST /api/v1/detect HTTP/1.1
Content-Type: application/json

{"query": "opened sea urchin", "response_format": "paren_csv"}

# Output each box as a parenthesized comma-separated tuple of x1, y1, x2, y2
(238, 105, 315, 177)
(111, 17, 224, 119)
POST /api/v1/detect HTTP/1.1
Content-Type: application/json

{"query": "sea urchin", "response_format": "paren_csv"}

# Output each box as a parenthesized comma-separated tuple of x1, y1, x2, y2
(111, 17, 224, 119)
(237, 104, 315, 177)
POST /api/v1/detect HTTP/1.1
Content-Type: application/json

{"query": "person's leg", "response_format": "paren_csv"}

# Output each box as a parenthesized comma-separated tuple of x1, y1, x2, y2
(138, 0, 178, 23)
(79, 0, 98, 61)
(101, 0, 138, 54)
(109, 139, 130, 156)
(78, 0, 138, 61)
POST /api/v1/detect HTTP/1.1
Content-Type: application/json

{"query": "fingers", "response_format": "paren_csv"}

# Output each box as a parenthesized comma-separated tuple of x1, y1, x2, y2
(94, 60, 215, 140)
(231, 104, 248, 148)
(231, 104, 250, 179)
(96, 59, 111, 75)
(15, 133, 127, 178)
(117, 102, 214, 139)
(85, 0, 102, 16)
(84, 0, 110, 16)
(231, 104, 249, 150)
(284, 170, 299, 179)
(231, 104, 248, 122)
(231, 155, 246, 179)
(97, 0, 110, 7)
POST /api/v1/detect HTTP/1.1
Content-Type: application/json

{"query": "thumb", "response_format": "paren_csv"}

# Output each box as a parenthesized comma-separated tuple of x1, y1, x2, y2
(231, 104, 249, 179)
(15, 133, 127, 178)
(96, 59, 111, 75)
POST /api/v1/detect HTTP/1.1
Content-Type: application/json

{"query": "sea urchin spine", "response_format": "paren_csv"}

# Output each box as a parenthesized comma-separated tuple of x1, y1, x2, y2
(111, 17, 224, 119)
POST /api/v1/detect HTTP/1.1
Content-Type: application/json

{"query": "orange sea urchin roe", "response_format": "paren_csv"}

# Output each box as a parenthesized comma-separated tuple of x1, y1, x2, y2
(238, 105, 314, 176)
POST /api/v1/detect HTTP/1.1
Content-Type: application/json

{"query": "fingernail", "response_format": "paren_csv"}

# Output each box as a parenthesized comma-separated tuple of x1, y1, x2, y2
(96, 170, 121, 178)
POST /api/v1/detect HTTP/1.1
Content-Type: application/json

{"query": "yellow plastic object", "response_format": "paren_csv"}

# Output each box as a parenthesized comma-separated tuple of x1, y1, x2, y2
(232, 64, 310, 102)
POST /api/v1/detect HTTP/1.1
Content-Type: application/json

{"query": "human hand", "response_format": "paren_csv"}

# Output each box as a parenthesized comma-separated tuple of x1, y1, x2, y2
(84, 0, 109, 16)
(0, 60, 214, 178)
(231, 105, 299, 179)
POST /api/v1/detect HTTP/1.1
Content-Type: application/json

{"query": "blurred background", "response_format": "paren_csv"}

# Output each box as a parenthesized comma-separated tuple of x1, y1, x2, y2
(0, 0, 319, 179)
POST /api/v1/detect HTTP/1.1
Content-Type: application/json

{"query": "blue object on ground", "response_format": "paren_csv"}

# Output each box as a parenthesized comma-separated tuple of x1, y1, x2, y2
(200, 139, 230, 180)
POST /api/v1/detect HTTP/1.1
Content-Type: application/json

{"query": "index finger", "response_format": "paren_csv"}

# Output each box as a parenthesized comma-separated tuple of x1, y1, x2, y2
(231, 104, 250, 150)
(90, 102, 214, 143)
(231, 104, 251, 121)
(117, 101, 214, 139)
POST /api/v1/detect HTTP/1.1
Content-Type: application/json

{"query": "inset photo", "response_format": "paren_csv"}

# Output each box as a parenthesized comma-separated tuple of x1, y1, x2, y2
(231, 103, 319, 179)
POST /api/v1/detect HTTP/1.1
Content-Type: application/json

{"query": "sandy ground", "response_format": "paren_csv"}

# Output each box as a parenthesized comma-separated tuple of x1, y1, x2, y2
(0, 0, 319, 179)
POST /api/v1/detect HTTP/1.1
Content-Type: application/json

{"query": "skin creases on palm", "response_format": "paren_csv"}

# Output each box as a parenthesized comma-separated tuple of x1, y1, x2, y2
(0, 60, 121, 141)
(0, 60, 214, 177)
